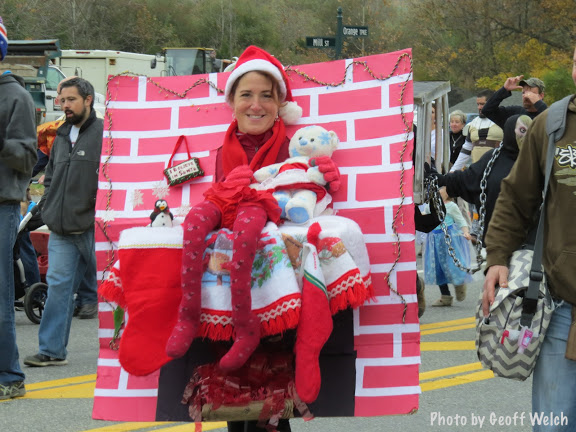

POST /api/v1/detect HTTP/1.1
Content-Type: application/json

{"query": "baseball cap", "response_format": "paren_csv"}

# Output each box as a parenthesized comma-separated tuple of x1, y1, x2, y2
(519, 77, 545, 93)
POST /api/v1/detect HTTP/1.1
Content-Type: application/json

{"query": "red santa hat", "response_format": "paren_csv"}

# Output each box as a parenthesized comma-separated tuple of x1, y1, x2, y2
(224, 45, 302, 125)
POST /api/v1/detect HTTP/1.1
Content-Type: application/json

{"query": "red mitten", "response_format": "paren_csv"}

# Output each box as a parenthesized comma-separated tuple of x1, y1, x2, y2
(221, 165, 254, 187)
(294, 223, 334, 403)
(309, 156, 341, 192)
(113, 228, 183, 376)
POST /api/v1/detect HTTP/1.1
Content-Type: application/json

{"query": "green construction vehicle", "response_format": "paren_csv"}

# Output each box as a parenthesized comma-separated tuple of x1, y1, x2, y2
(162, 47, 232, 76)
(0, 39, 63, 126)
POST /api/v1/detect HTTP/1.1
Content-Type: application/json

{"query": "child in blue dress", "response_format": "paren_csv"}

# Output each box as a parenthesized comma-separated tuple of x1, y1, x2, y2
(424, 195, 472, 306)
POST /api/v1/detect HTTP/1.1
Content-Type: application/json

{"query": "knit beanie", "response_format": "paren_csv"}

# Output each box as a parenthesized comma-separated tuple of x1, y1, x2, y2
(224, 45, 302, 125)
(0, 17, 7, 61)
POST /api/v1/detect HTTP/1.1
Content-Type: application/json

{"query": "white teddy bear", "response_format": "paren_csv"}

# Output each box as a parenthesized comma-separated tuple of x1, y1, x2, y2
(253, 125, 339, 224)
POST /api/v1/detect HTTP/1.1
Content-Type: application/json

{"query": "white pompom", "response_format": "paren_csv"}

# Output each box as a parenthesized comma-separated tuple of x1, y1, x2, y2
(279, 101, 302, 125)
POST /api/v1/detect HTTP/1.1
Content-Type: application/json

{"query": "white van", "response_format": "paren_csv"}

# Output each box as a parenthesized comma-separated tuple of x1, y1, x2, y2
(43, 64, 106, 123)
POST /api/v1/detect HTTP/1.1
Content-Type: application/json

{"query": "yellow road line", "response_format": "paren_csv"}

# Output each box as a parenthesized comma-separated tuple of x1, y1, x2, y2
(420, 362, 484, 381)
(420, 317, 475, 331)
(421, 323, 476, 336)
(420, 341, 475, 351)
(25, 374, 97, 391)
(420, 370, 495, 392)
(83, 423, 179, 432)
(158, 423, 227, 431)
(82, 422, 227, 432)
(23, 382, 95, 399)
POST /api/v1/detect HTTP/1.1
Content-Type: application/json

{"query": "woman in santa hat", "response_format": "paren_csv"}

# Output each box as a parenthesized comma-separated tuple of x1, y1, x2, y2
(162, 45, 340, 432)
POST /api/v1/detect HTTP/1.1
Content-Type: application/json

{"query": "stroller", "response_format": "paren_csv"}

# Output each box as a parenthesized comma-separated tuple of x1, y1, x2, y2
(14, 205, 48, 324)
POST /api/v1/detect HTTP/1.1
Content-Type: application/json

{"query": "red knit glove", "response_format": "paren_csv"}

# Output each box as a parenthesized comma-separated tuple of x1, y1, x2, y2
(310, 156, 341, 192)
(222, 165, 254, 187)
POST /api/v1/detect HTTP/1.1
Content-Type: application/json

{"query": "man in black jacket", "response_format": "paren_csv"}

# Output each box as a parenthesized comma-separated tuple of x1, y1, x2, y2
(434, 114, 533, 247)
(0, 15, 38, 398)
(24, 77, 103, 367)
(481, 75, 547, 129)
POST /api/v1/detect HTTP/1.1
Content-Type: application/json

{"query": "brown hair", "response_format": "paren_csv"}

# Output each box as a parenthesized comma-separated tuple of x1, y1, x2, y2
(228, 70, 281, 107)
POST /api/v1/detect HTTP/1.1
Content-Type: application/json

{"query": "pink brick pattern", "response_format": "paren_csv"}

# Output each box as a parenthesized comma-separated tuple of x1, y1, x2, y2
(93, 48, 419, 421)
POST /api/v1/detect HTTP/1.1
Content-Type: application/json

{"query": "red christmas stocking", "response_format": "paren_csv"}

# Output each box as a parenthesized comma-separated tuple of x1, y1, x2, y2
(166, 200, 221, 359)
(107, 228, 183, 376)
(218, 204, 267, 371)
(294, 223, 334, 403)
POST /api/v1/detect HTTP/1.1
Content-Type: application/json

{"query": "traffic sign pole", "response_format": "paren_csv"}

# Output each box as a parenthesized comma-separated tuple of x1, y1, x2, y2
(305, 7, 368, 59)
(336, 7, 343, 60)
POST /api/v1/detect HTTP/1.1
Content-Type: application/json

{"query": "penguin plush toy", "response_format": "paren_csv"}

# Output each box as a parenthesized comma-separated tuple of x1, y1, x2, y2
(150, 199, 174, 227)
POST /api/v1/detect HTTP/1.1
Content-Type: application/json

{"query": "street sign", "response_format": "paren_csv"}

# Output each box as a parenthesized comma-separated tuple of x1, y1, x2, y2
(306, 37, 337, 48)
(342, 26, 369, 37)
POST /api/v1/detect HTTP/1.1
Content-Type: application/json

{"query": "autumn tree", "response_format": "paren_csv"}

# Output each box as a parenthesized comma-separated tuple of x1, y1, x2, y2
(1, 0, 574, 99)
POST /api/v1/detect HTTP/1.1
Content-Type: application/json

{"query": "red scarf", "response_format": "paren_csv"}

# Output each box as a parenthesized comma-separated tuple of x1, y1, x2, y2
(222, 119, 286, 177)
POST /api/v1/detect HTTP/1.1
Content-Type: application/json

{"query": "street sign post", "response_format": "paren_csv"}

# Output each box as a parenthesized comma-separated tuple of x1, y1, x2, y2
(305, 8, 369, 59)
(306, 37, 337, 48)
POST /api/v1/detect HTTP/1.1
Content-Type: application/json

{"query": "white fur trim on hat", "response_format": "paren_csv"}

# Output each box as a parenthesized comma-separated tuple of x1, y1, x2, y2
(279, 101, 303, 125)
(225, 59, 287, 104)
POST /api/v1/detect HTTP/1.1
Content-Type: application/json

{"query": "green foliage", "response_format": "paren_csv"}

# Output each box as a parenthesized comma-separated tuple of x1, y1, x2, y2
(252, 244, 289, 288)
(542, 68, 576, 104)
(476, 37, 574, 102)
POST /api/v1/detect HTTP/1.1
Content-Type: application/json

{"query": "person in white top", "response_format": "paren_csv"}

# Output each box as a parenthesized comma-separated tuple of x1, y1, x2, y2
(450, 90, 503, 172)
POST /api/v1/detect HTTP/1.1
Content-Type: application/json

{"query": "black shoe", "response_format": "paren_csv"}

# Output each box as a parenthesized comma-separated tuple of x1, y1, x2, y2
(78, 303, 98, 319)
(416, 276, 426, 318)
(24, 353, 68, 367)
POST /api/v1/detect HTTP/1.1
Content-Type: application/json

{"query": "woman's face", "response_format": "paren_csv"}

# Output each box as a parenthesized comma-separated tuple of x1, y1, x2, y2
(231, 72, 279, 135)
(450, 116, 464, 134)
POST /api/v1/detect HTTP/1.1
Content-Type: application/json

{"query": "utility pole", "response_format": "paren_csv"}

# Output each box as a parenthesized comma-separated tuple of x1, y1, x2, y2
(336, 7, 343, 60)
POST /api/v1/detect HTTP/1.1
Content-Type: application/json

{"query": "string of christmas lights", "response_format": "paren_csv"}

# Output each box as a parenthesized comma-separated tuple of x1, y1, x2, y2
(100, 52, 414, 319)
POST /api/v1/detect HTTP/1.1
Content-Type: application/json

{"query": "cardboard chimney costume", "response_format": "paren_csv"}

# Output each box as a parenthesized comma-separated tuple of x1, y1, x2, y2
(96, 46, 385, 425)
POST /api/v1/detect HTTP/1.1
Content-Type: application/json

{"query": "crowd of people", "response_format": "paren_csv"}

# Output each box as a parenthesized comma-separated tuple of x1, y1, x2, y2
(420, 73, 549, 308)
(2, 10, 576, 431)
(417, 45, 576, 432)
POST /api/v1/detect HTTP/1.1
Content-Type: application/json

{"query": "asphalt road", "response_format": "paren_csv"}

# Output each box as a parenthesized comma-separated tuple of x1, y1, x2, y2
(1, 262, 535, 432)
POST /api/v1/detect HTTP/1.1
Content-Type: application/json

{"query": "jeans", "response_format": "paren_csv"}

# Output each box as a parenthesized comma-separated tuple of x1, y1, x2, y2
(18, 232, 40, 286)
(38, 227, 96, 359)
(0, 203, 25, 384)
(74, 250, 98, 308)
(439, 283, 451, 296)
(532, 301, 576, 431)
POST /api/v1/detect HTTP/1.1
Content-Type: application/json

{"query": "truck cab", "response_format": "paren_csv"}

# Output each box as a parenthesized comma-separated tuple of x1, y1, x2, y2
(22, 77, 47, 126)
(163, 47, 231, 75)
(3, 40, 105, 124)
